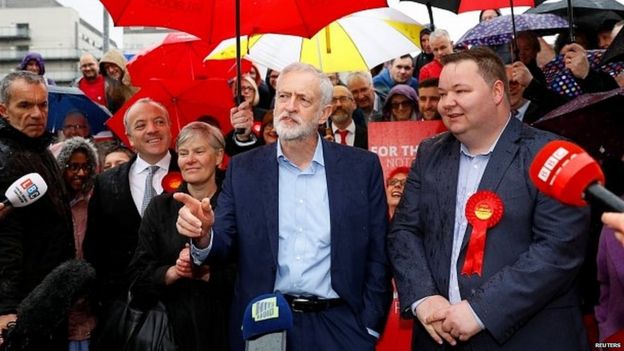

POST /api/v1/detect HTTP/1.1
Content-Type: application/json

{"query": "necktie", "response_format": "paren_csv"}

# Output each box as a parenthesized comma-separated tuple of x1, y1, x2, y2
(141, 165, 159, 216)
(337, 130, 349, 145)
(511, 109, 520, 119)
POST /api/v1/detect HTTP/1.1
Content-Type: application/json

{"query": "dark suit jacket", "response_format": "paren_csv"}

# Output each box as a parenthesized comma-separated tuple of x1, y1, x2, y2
(388, 117, 591, 350)
(354, 123, 369, 149)
(83, 153, 179, 303)
(206, 139, 392, 349)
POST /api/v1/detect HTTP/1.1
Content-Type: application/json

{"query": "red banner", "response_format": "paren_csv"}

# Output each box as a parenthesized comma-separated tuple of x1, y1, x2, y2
(368, 121, 447, 179)
(370, 120, 446, 351)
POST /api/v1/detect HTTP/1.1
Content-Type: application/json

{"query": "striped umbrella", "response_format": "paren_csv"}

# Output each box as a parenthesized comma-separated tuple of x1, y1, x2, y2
(206, 7, 424, 73)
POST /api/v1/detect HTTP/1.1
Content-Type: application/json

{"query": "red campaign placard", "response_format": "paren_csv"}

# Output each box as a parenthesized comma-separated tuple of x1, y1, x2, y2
(370, 120, 446, 351)
(368, 121, 447, 179)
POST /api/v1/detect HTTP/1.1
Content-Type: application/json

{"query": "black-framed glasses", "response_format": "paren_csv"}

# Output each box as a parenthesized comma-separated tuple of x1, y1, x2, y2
(65, 163, 91, 173)
(331, 96, 353, 104)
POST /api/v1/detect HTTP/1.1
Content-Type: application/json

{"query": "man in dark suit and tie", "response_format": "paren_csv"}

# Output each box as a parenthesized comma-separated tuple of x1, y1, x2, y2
(328, 85, 368, 149)
(84, 97, 176, 308)
(388, 48, 591, 350)
(175, 63, 391, 351)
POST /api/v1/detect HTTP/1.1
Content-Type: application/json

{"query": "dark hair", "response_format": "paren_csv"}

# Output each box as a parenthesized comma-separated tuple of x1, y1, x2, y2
(441, 47, 509, 101)
(419, 78, 439, 89)
(390, 54, 414, 66)
(479, 8, 501, 22)
(517, 31, 541, 54)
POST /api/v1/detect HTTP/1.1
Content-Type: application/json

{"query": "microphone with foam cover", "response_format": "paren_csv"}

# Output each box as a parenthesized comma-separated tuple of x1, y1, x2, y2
(2, 173, 48, 209)
(529, 140, 624, 212)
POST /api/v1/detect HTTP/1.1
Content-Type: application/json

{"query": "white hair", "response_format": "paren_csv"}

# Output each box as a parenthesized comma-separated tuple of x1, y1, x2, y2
(277, 63, 333, 107)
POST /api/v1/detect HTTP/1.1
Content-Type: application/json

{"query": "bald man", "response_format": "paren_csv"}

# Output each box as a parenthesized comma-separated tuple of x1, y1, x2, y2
(74, 52, 107, 106)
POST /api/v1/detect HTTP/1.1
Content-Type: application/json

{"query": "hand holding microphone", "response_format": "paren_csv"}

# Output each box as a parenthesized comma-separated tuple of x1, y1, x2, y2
(1, 173, 48, 220)
(529, 140, 624, 211)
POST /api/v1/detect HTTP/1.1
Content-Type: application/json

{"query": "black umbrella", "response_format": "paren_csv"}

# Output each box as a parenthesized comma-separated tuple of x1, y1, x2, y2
(526, 0, 624, 41)
(601, 25, 624, 66)
(533, 87, 624, 159)
(400, 0, 545, 29)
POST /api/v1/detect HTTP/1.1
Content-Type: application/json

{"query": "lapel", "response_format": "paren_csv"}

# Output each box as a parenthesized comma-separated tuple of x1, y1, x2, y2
(460, 118, 522, 251)
(259, 143, 280, 265)
(434, 134, 461, 292)
(322, 140, 344, 267)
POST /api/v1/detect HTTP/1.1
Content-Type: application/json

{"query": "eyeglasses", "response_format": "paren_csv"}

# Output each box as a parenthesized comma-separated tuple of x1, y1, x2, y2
(63, 124, 88, 131)
(388, 178, 406, 187)
(331, 96, 353, 104)
(240, 86, 255, 93)
(390, 101, 412, 110)
(65, 163, 91, 173)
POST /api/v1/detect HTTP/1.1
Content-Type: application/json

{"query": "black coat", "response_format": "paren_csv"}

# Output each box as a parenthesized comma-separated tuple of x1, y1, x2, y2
(129, 186, 235, 351)
(83, 153, 179, 306)
(0, 119, 74, 349)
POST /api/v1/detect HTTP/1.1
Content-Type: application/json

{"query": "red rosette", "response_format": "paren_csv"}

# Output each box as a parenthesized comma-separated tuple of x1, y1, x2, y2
(162, 171, 183, 193)
(461, 190, 504, 276)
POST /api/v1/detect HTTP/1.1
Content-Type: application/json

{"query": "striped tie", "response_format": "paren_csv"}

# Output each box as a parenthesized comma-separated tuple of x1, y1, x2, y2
(141, 165, 159, 216)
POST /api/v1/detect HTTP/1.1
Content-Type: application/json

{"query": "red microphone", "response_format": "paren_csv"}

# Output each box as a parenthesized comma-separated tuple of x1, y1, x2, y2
(529, 140, 624, 211)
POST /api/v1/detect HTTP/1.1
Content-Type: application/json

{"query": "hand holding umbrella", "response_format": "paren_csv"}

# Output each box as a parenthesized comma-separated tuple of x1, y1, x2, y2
(561, 43, 590, 79)
(230, 101, 254, 142)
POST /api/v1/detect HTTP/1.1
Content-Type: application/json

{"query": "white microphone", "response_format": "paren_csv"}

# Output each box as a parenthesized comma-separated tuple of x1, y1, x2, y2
(2, 173, 48, 208)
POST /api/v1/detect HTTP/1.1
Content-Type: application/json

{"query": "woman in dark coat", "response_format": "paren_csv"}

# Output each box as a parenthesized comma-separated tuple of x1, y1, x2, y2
(128, 122, 234, 351)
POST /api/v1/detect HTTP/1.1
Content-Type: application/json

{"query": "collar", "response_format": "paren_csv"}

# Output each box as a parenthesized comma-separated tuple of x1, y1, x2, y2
(276, 134, 325, 168)
(331, 119, 356, 135)
(133, 151, 172, 174)
(460, 117, 511, 157)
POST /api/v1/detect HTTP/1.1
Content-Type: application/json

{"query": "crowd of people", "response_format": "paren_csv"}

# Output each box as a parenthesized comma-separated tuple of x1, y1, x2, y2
(1, 7, 624, 351)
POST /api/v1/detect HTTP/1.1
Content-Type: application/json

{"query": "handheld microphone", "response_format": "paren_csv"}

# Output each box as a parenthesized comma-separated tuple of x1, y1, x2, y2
(529, 140, 624, 211)
(242, 292, 293, 351)
(2, 173, 48, 209)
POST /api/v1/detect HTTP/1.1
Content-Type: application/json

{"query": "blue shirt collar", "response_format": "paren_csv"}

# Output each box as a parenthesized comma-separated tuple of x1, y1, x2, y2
(276, 134, 325, 169)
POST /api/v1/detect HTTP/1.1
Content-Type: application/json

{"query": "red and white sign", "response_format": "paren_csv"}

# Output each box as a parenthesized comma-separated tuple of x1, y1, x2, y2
(368, 120, 447, 179)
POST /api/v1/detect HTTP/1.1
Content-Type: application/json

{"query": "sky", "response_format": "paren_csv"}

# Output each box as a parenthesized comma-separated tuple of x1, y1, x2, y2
(58, 0, 624, 50)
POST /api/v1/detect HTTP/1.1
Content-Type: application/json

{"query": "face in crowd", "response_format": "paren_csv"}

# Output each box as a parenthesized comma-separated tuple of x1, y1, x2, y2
(418, 86, 441, 120)
(80, 54, 99, 80)
(273, 68, 331, 141)
(177, 126, 224, 187)
(104, 150, 132, 170)
(390, 94, 414, 121)
(386, 170, 408, 211)
(347, 75, 375, 112)
(330, 86, 356, 125)
(0, 77, 48, 138)
(390, 57, 414, 84)
(63, 150, 91, 195)
(125, 100, 172, 164)
(102, 62, 123, 81)
(62, 112, 90, 138)
(431, 35, 453, 62)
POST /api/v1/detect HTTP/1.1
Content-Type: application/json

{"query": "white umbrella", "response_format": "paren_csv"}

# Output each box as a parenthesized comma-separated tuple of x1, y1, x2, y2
(207, 7, 424, 73)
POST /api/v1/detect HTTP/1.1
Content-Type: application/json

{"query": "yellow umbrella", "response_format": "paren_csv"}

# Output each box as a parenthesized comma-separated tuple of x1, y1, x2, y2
(207, 7, 423, 73)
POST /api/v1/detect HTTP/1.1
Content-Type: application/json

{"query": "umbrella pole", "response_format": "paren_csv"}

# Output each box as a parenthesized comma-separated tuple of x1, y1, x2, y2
(427, 2, 435, 30)
(567, 0, 576, 43)
(509, 0, 519, 62)
(234, 0, 244, 134)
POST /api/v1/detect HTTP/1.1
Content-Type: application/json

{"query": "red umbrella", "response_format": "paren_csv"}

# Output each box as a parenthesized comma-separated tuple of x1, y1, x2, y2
(400, 0, 545, 32)
(100, 0, 387, 45)
(128, 32, 255, 87)
(106, 79, 233, 147)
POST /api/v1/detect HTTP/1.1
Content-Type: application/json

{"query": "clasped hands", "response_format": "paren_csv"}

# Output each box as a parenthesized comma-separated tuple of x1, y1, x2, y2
(415, 295, 483, 346)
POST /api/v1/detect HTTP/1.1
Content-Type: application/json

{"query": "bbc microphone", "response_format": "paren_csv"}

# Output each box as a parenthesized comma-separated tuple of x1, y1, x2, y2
(2, 173, 48, 209)
(529, 140, 624, 212)
(242, 292, 293, 351)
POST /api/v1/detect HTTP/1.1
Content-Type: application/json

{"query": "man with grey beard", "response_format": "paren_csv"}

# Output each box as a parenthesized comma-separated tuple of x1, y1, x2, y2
(328, 85, 368, 149)
(174, 62, 391, 351)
